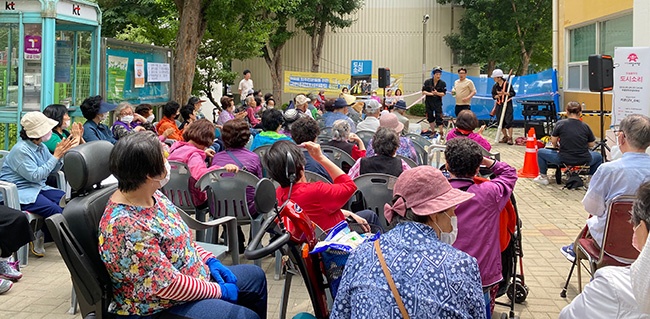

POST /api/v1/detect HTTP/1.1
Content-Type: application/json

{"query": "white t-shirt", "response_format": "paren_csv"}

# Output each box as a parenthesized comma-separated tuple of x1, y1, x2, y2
(238, 78, 254, 101)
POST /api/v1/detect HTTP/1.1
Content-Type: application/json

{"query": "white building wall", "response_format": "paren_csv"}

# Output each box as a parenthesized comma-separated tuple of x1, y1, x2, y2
(231, 0, 462, 104)
(634, 0, 650, 47)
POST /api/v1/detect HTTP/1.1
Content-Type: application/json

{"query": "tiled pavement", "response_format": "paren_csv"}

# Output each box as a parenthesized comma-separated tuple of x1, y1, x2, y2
(0, 126, 593, 319)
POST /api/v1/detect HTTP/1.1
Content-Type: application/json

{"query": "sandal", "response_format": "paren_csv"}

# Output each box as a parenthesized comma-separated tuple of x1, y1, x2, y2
(499, 136, 508, 143)
(507, 137, 514, 145)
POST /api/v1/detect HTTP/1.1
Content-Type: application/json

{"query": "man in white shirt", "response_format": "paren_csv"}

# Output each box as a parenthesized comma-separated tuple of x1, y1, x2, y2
(560, 114, 650, 263)
(238, 69, 254, 103)
(451, 68, 477, 116)
(356, 100, 381, 132)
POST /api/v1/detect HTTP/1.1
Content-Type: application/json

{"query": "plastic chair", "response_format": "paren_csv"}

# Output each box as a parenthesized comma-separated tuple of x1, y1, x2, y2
(320, 127, 332, 137)
(161, 161, 209, 241)
(197, 169, 263, 266)
(355, 130, 375, 148)
(405, 133, 432, 147)
(252, 144, 272, 178)
(410, 140, 428, 166)
(320, 145, 356, 173)
(304, 171, 331, 184)
(316, 135, 331, 144)
(575, 195, 638, 291)
(353, 173, 398, 230)
(396, 155, 418, 168)
(428, 144, 447, 168)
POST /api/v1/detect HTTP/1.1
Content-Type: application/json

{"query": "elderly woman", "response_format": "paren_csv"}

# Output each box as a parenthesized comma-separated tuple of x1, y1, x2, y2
(81, 95, 117, 144)
(217, 96, 246, 126)
(331, 166, 485, 318)
(265, 140, 378, 232)
(187, 96, 206, 120)
(156, 101, 184, 141)
(446, 138, 517, 315)
(111, 102, 149, 140)
(243, 96, 261, 128)
(279, 109, 301, 138)
(322, 120, 366, 160)
(560, 181, 650, 318)
(0, 112, 75, 257)
(249, 109, 292, 150)
(366, 113, 417, 162)
(42, 103, 85, 153)
(347, 127, 410, 179)
(168, 119, 238, 209)
(99, 132, 267, 319)
(447, 110, 491, 151)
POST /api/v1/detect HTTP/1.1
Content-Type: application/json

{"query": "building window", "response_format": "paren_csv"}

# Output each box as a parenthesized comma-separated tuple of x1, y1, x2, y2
(600, 15, 633, 57)
(566, 14, 633, 91)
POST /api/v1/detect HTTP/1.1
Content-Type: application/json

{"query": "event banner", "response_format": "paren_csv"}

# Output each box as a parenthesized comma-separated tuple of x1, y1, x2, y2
(107, 55, 129, 100)
(134, 59, 145, 88)
(284, 71, 403, 95)
(613, 47, 650, 126)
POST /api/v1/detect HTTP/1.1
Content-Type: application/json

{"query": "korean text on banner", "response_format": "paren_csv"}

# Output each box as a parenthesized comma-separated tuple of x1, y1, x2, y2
(284, 71, 351, 95)
(613, 47, 650, 126)
(107, 55, 129, 100)
(147, 63, 171, 82)
(134, 59, 145, 88)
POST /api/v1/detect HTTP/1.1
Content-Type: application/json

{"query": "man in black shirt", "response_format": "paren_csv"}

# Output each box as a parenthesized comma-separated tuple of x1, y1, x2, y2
(491, 69, 516, 145)
(422, 67, 447, 138)
(533, 101, 603, 185)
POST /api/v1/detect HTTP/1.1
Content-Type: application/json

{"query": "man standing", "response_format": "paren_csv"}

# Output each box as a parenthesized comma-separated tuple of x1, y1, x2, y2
(392, 100, 410, 135)
(533, 102, 603, 185)
(422, 67, 447, 138)
(491, 69, 516, 145)
(451, 68, 477, 116)
(356, 99, 381, 132)
(238, 69, 253, 104)
(560, 114, 650, 262)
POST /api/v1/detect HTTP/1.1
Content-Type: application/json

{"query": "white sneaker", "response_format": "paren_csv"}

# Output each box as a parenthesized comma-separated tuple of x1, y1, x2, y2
(533, 175, 549, 185)
(30, 230, 45, 257)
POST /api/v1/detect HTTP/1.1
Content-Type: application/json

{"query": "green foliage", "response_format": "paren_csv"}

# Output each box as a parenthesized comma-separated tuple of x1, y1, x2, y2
(408, 103, 426, 117)
(281, 103, 289, 111)
(293, 0, 363, 34)
(0, 124, 18, 150)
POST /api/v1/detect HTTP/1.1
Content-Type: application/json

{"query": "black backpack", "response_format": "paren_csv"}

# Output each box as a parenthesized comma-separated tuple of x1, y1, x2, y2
(563, 172, 584, 190)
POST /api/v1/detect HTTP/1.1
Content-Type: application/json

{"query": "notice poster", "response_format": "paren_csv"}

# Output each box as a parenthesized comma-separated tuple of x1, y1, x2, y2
(24, 35, 42, 60)
(613, 47, 650, 126)
(55, 40, 72, 83)
(147, 62, 170, 82)
(134, 59, 145, 88)
(107, 55, 129, 100)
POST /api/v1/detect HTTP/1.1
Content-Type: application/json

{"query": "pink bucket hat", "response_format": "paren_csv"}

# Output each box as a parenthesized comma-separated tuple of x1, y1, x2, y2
(384, 166, 474, 223)
(379, 113, 404, 134)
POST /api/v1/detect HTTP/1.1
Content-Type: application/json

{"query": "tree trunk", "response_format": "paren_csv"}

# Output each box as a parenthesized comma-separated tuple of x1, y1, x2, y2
(263, 45, 285, 105)
(520, 49, 532, 75)
(487, 61, 496, 76)
(173, 0, 208, 103)
(310, 19, 327, 73)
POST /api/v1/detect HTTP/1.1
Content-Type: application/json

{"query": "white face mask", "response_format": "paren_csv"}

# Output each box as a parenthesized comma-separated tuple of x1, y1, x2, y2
(434, 212, 458, 245)
(146, 115, 155, 123)
(63, 119, 71, 129)
(41, 131, 53, 142)
(155, 161, 171, 188)
(121, 115, 134, 124)
(99, 113, 108, 122)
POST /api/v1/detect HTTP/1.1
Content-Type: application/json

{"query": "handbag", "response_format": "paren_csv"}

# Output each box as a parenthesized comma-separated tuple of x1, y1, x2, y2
(374, 239, 410, 319)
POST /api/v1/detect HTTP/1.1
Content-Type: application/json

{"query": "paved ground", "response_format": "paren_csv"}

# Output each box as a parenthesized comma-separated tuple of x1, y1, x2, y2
(0, 126, 592, 319)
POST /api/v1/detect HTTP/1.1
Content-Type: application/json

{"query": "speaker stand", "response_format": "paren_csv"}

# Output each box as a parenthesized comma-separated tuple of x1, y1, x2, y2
(593, 89, 609, 161)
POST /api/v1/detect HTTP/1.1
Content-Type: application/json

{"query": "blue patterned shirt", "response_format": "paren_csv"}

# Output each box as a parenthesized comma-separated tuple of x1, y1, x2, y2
(331, 222, 486, 319)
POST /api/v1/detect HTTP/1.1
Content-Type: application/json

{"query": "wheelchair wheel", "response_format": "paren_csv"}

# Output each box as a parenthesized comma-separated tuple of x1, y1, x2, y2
(506, 276, 529, 304)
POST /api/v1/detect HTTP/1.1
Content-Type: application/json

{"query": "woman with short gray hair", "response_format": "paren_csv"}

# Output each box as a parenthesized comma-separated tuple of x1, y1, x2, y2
(347, 127, 411, 179)
(322, 119, 366, 160)
(111, 101, 149, 140)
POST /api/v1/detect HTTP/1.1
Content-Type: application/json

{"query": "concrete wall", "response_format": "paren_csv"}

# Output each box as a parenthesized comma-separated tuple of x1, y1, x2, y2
(231, 0, 463, 105)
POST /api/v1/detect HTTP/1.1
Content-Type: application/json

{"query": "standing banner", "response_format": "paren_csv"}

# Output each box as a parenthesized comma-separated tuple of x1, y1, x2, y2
(613, 47, 650, 126)
(107, 55, 129, 100)
(133, 59, 145, 88)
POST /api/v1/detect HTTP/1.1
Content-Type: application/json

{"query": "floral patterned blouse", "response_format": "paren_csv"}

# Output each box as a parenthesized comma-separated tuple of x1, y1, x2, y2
(98, 190, 210, 316)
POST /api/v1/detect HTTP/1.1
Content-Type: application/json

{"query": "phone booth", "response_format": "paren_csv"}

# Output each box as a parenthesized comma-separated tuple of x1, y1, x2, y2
(0, 0, 101, 149)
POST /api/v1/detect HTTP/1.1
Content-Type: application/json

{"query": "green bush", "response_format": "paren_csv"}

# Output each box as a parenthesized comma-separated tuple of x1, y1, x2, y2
(0, 123, 18, 150)
(408, 103, 426, 117)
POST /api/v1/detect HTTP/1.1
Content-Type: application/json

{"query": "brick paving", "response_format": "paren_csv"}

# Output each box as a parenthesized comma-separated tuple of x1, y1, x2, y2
(0, 126, 592, 319)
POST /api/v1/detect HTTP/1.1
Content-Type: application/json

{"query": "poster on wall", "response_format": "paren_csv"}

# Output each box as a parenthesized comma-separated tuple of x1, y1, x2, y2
(24, 35, 41, 60)
(613, 47, 650, 126)
(107, 55, 129, 100)
(147, 62, 170, 82)
(55, 40, 72, 83)
(134, 59, 145, 88)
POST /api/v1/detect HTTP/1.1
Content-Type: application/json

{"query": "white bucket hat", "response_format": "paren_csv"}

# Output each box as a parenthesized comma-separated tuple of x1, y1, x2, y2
(21, 112, 59, 138)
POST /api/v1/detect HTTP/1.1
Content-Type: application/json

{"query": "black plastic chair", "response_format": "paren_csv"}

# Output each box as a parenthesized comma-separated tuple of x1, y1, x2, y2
(304, 171, 331, 184)
(353, 173, 398, 230)
(355, 130, 375, 148)
(396, 155, 418, 168)
(320, 145, 356, 173)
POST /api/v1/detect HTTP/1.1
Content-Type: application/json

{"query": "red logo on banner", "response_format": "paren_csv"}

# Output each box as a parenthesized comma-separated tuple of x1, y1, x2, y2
(628, 53, 639, 63)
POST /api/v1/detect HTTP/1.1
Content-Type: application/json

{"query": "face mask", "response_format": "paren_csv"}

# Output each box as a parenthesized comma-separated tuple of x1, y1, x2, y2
(63, 119, 71, 129)
(99, 113, 108, 122)
(434, 212, 458, 245)
(41, 131, 53, 142)
(147, 115, 155, 123)
(121, 115, 134, 124)
(154, 161, 171, 189)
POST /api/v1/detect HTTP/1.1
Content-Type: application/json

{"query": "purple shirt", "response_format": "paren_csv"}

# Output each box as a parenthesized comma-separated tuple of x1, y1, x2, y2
(211, 148, 263, 216)
(446, 128, 492, 151)
(217, 110, 235, 126)
(450, 161, 517, 287)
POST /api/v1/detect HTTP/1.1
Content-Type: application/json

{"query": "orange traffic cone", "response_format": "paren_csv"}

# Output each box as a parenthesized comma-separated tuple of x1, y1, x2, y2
(518, 128, 540, 178)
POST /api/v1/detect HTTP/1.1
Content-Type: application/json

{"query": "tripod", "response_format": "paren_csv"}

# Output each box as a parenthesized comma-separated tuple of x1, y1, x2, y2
(592, 90, 610, 161)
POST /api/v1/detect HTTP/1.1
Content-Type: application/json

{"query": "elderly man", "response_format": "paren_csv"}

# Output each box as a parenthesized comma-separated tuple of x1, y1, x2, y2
(533, 101, 603, 185)
(322, 98, 356, 132)
(294, 94, 313, 119)
(391, 100, 410, 135)
(356, 100, 381, 132)
(561, 114, 650, 262)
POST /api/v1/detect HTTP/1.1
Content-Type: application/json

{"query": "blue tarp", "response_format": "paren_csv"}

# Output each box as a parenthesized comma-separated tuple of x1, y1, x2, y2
(438, 68, 560, 121)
